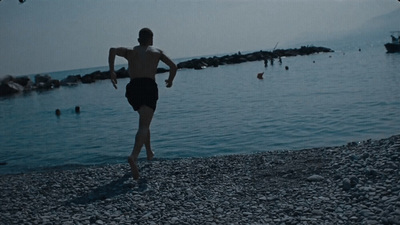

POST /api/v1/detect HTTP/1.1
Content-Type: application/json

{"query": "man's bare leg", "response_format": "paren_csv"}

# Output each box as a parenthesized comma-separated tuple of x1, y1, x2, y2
(128, 157, 139, 180)
(145, 130, 154, 160)
(128, 106, 154, 179)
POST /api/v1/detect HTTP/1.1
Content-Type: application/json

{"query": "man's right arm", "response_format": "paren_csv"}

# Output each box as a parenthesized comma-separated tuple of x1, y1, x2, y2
(109, 47, 128, 72)
(108, 47, 128, 89)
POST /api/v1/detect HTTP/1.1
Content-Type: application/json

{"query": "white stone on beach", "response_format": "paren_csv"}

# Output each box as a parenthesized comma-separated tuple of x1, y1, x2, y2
(306, 175, 325, 182)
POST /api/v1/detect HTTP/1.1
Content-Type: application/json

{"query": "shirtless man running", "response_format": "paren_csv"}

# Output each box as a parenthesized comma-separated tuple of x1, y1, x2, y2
(108, 28, 177, 180)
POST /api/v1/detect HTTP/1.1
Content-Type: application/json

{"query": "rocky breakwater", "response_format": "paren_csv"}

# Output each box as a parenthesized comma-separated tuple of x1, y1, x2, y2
(0, 68, 119, 97)
(177, 46, 333, 70)
(0, 46, 332, 97)
(0, 67, 170, 97)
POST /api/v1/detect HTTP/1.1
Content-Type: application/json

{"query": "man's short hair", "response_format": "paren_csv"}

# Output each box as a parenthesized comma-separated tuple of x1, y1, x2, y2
(138, 28, 153, 45)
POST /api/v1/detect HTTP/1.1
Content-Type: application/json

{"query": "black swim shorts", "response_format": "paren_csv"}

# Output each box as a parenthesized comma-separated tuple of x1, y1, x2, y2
(125, 78, 158, 111)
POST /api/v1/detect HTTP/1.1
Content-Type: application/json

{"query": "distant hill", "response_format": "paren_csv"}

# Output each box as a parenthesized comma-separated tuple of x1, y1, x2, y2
(344, 8, 400, 44)
(362, 8, 400, 33)
(297, 8, 400, 50)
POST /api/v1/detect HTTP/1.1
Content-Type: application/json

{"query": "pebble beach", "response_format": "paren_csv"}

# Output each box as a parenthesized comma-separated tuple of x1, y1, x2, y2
(1, 135, 400, 225)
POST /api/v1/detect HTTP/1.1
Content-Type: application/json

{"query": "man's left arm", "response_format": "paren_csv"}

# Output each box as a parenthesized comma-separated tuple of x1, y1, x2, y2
(160, 52, 177, 88)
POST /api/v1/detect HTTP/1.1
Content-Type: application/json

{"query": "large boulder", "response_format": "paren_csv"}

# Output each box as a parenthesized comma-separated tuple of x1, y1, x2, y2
(81, 70, 109, 82)
(156, 68, 170, 74)
(61, 75, 81, 86)
(34, 74, 60, 90)
(51, 79, 60, 88)
(14, 76, 31, 86)
(177, 60, 196, 69)
(81, 74, 95, 84)
(92, 71, 108, 80)
(34, 74, 51, 84)
(0, 81, 24, 96)
(1, 75, 14, 84)
(0, 76, 26, 96)
(115, 67, 129, 78)
(14, 76, 33, 90)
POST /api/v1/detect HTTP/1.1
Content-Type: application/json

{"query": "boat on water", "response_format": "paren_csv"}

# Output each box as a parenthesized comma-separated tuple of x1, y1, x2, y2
(385, 31, 400, 53)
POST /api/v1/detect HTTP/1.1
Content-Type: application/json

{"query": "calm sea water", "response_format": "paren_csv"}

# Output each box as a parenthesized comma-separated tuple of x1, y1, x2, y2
(1, 40, 399, 174)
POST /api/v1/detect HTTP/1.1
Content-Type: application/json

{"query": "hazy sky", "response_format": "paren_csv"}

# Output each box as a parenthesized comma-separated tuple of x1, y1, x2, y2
(0, 0, 399, 77)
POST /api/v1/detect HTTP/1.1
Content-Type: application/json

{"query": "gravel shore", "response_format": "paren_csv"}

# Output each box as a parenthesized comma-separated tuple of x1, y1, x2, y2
(1, 135, 399, 224)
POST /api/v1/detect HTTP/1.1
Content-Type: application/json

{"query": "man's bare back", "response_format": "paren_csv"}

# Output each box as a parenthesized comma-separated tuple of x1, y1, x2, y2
(112, 46, 171, 81)
(109, 45, 176, 88)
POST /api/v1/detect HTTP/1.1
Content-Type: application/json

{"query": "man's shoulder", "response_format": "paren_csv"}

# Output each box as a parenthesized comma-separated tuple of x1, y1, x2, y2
(131, 46, 162, 53)
(148, 46, 163, 54)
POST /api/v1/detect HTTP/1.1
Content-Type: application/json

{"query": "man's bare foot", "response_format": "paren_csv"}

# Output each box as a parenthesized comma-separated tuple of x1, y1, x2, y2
(128, 157, 139, 180)
(146, 150, 154, 161)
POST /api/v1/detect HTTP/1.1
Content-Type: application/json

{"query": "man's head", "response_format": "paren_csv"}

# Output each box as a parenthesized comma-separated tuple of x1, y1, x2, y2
(138, 28, 153, 46)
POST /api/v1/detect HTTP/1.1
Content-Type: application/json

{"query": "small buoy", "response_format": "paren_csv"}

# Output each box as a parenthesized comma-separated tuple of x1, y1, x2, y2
(55, 109, 61, 116)
(75, 106, 80, 113)
(257, 72, 264, 79)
